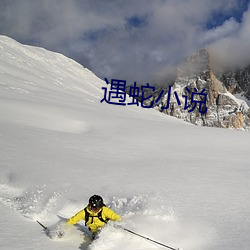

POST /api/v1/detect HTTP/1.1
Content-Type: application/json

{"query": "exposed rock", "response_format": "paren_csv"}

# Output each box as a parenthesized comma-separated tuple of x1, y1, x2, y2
(216, 66, 250, 100)
(125, 48, 250, 130)
(154, 49, 250, 130)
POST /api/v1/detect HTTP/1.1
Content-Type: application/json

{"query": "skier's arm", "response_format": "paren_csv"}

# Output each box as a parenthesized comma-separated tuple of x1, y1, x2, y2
(67, 209, 85, 225)
(104, 207, 122, 222)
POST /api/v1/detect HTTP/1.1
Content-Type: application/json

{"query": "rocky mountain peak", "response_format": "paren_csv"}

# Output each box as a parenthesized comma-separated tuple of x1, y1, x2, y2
(177, 48, 210, 78)
(154, 49, 250, 130)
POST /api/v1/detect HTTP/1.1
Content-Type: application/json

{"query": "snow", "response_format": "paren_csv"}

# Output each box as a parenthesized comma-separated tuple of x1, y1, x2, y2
(0, 35, 250, 250)
(234, 93, 250, 107)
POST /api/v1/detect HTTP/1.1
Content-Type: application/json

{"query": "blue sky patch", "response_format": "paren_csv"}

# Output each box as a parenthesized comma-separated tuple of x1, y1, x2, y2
(126, 15, 147, 28)
(206, 0, 249, 29)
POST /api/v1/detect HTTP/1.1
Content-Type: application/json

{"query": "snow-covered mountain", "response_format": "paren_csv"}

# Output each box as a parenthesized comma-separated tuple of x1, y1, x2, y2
(217, 65, 250, 103)
(0, 36, 250, 250)
(140, 49, 250, 130)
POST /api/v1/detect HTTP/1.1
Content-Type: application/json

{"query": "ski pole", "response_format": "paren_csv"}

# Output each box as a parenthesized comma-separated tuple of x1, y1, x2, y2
(37, 220, 48, 231)
(122, 227, 180, 250)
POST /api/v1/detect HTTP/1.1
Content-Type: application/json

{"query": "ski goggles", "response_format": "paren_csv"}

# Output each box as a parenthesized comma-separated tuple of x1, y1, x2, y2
(89, 204, 101, 212)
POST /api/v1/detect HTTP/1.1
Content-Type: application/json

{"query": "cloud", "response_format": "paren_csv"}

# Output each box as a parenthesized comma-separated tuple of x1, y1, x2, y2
(0, 0, 249, 83)
(200, 18, 240, 45)
(209, 4, 250, 69)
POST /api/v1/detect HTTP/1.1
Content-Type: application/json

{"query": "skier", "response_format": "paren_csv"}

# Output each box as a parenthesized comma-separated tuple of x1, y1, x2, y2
(66, 194, 122, 239)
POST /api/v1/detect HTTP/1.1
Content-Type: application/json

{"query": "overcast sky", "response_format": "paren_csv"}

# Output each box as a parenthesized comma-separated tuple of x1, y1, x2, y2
(0, 0, 249, 84)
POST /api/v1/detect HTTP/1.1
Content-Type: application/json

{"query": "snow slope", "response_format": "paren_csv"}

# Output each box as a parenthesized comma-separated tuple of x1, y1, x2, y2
(0, 35, 250, 250)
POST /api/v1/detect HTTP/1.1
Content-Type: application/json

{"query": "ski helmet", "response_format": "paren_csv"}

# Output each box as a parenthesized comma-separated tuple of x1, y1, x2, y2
(89, 195, 104, 210)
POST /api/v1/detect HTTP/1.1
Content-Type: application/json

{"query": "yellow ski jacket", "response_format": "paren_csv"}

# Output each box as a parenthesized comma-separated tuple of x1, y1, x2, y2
(67, 206, 121, 233)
